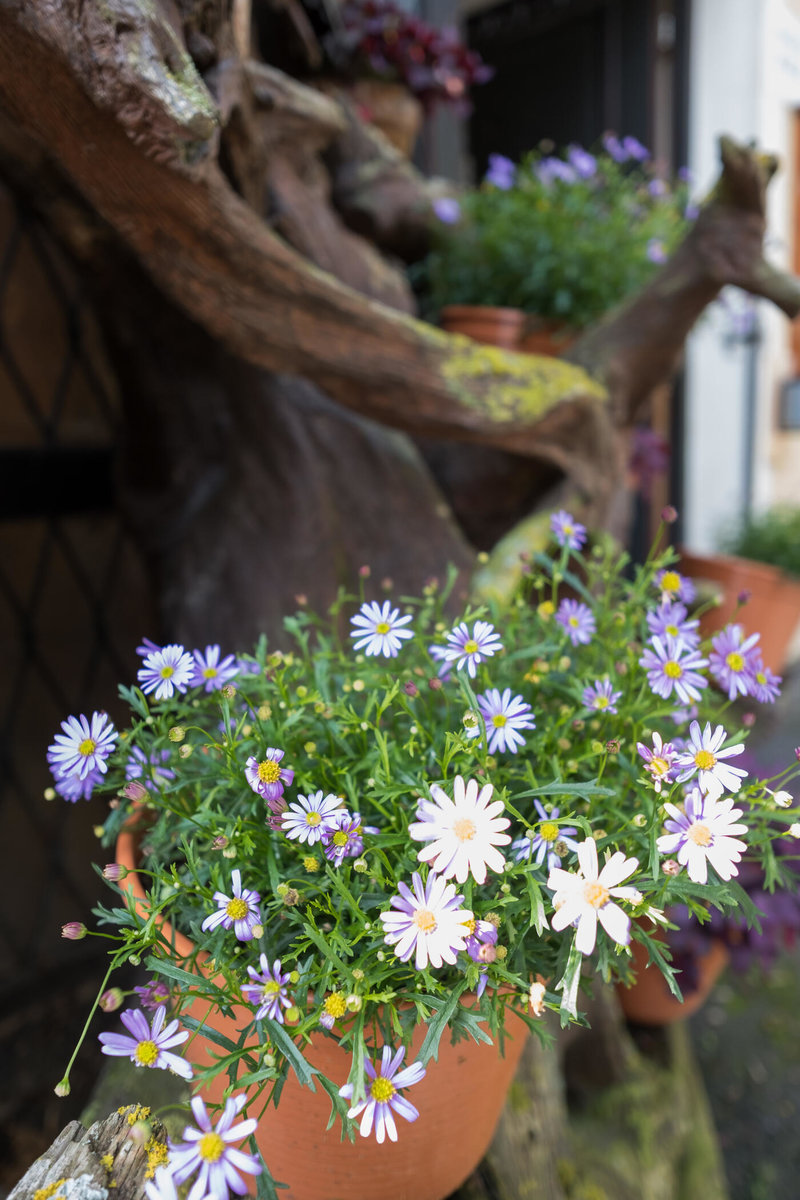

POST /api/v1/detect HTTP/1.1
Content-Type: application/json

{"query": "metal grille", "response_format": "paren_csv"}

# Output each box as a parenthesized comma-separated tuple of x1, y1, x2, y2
(0, 178, 154, 1147)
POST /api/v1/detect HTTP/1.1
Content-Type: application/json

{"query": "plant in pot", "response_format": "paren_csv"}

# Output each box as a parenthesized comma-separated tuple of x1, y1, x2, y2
(418, 136, 693, 351)
(51, 519, 800, 1200)
(315, 0, 492, 156)
(680, 506, 800, 673)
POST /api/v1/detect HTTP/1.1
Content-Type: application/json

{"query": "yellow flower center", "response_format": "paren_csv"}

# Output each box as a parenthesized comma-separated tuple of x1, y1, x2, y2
(583, 881, 610, 909)
(651, 756, 670, 777)
(726, 651, 745, 672)
(324, 992, 348, 1018)
(78, 738, 96, 758)
(159, 665, 174, 679)
(539, 821, 559, 842)
(332, 830, 349, 847)
(305, 811, 322, 827)
(594, 696, 609, 708)
(134, 1040, 159, 1067)
(370, 1076, 396, 1103)
(462, 918, 476, 935)
(413, 908, 437, 933)
(568, 616, 579, 627)
(492, 714, 507, 728)
(197, 1132, 225, 1163)
(756, 671, 767, 685)
(694, 749, 716, 771)
(563, 523, 574, 535)
(375, 622, 391, 634)
(665, 623, 679, 636)
(688, 822, 712, 847)
(226, 897, 249, 920)
(203, 666, 218, 679)
(463, 639, 479, 654)
(664, 660, 683, 679)
(257, 759, 281, 784)
(453, 817, 477, 842)
(262, 980, 281, 996)
(661, 571, 680, 593)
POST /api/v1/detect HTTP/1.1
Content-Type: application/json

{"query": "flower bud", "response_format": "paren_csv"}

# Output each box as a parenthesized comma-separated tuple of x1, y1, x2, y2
(303, 856, 320, 873)
(359, 564, 371, 578)
(661, 505, 678, 524)
(295, 593, 308, 607)
(345, 994, 362, 1012)
(54, 1079, 71, 1097)
(737, 589, 752, 606)
(276, 883, 289, 897)
(103, 863, 126, 882)
(221, 684, 237, 701)
(289, 970, 300, 984)
(122, 780, 151, 803)
(742, 712, 756, 728)
(262, 1051, 276, 1067)
(282, 889, 300, 907)
(662, 858, 681, 876)
(222, 846, 236, 858)
(212, 835, 229, 850)
(632, 813, 647, 828)
(284, 1006, 301, 1024)
(179, 743, 193, 759)
(606, 739, 621, 754)
(168, 726, 185, 743)
(99, 988, 124, 1012)
(428, 677, 443, 690)
(62, 922, 87, 940)
(404, 681, 419, 697)
(789, 824, 800, 839)
(353, 858, 368, 873)
(128, 954, 141, 966)
(773, 790, 793, 809)
(127, 1120, 152, 1146)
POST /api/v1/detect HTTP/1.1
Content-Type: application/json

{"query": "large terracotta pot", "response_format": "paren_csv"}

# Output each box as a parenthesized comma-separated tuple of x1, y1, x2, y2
(679, 549, 800, 672)
(116, 830, 529, 1200)
(616, 932, 729, 1026)
(518, 318, 576, 357)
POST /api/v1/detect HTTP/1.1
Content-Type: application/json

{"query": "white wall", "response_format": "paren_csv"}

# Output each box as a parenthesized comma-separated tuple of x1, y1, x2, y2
(684, 0, 800, 550)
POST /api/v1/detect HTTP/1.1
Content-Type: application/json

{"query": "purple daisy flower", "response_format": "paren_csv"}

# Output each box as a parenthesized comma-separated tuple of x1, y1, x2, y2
(602, 132, 627, 162)
(339, 1045, 426, 1144)
(241, 955, 292, 1023)
(281, 790, 341, 845)
(645, 600, 700, 648)
(380, 871, 472, 970)
(648, 178, 668, 197)
(512, 800, 579, 872)
(675, 720, 747, 799)
(622, 134, 650, 161)
(47, 711, 118, 782)
(321, 810, 367, 865)
(536, 156, 577, 185)
(639, 635, 708, 704)
(582, 678, 622, 713)
(98, 1005, 193, 1080)
(191, 644, 239, 692)
(49, 762, 104, 803)
(655, 568, 696, 604)
(245, 748, 294, 801)
(750, 660, 782, 703)
(708, 624, 762, 700)
(484, 153, 516, 189)
(550, 509, 587, 551)
(201, 869, 261, 942)
(125, 746, 175, 789)
(657, 788, 748, 884)
(472, 687, 535, 754)
(432, 196, 461, 224)
(555, 599, 596, 646)
(441, 620, 502, 678)
(350, 600, 414, 658)
(169, 1093, 262, 1200)
(567, 144, 597, 179)
(646, 239, 668, 264)
(137, 644, 195, 701)
(636, 731, 679, 792)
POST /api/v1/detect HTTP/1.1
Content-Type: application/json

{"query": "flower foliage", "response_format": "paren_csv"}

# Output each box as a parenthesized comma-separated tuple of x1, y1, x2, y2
(418, 139, 692, 328)
(52, 527, 800, 1189)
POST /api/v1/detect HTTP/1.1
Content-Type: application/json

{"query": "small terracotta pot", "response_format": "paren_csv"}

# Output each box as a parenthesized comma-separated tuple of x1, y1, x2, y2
(616, 932, 729, 1026)
(116, 830, 529, 1200)
(679, 549, 800, 672)
(518, 319, 576, 357)
(439, 305, 527, 350)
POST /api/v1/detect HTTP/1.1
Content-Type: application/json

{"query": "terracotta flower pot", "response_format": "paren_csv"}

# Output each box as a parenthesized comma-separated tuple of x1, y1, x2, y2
(348, 79, 424, 158)
(439, 304, 527, 349)
(616, 932, 729, 1026)
(116, 830, 529, 1200)
(679, 549, 800, 672)
(518, 319, 576, 358)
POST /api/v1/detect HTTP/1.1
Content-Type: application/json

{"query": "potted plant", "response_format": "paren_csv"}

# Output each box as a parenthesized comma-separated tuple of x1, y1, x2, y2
(421, 136, 693, 351)
(317, 0, 492, 156)
(680, 507, 800, 672)
(51, 520, 799, 1200)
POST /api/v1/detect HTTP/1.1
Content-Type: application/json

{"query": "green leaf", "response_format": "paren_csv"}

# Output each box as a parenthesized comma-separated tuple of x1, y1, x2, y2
(525, 874, 547, 935)
(557, 938, 583, 1025)
(418, 979, 469, 1065)
(264, 1018, 317, 1090)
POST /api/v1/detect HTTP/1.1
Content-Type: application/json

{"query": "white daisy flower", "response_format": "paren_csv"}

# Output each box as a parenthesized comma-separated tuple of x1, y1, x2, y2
(409, 774, 511, 885)
(281, 791, 341, 845)
(379, 871, 472, 970)
(657, 789, 748, 884)
(349, 601, 414, 657)
(674, 720, 747, 799)
(548, 838, 639, 955)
